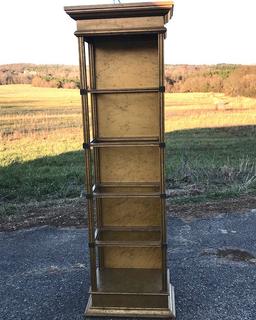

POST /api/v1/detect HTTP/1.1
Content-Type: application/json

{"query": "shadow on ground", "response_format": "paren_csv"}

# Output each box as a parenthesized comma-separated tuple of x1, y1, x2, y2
(1, 125, 256, 208)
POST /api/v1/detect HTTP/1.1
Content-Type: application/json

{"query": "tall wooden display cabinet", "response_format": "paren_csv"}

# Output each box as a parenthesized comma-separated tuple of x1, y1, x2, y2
(65, 2, 175, 319)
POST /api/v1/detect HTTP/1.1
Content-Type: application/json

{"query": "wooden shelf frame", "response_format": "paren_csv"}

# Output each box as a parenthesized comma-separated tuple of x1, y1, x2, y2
(66, 1, 175, 318)
(78, 32, 168, 290)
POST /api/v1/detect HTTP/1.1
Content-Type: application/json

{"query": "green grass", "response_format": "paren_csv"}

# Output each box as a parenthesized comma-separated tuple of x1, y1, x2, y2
(166, 126, 256, 203)
(1, 85, 256, 215)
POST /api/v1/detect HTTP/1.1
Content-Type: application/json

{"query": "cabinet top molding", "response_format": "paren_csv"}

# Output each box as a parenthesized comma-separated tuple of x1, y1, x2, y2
(64, 1, 174, 22)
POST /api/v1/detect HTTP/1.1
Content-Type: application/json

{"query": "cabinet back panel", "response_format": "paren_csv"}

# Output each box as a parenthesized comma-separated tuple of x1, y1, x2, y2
(99, 147, 160, 183)
(97, 93, 159, 139)
(103, 247, 162, 269)
(94, 35, 159, 89)
(101, 198, 160, 227)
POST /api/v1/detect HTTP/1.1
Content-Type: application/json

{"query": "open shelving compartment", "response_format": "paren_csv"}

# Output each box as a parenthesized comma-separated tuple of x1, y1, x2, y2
(65, 2, 175, 319)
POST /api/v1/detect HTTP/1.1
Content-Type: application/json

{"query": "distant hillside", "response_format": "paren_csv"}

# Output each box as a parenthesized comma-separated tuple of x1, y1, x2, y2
(0, 64, 79, 89)
(0, 63, 255, 97)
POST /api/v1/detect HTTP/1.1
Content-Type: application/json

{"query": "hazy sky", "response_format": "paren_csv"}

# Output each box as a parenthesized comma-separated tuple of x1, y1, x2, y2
(0, 0, 255, 65)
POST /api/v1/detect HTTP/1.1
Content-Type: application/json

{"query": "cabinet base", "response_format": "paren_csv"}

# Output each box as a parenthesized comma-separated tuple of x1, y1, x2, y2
(85, 283, 175, 319)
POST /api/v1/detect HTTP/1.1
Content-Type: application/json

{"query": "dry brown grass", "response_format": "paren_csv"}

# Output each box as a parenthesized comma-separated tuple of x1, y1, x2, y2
(1, 85, 256, 211)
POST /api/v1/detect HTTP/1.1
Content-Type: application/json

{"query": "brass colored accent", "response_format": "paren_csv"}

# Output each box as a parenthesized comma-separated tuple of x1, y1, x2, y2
(75, 27, 167, 38)
(65, 1, 175, 319)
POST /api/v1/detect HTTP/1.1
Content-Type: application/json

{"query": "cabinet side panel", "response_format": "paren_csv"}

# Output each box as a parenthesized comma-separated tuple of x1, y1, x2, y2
(99, 147, 160, 183)
(94, 35, 159, 89)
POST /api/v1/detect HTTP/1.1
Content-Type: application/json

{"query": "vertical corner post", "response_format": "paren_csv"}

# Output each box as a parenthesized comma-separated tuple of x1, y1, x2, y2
(78, 36, 97, 290)
(158, 32, 167, 292)
(88, 41, 104, 269)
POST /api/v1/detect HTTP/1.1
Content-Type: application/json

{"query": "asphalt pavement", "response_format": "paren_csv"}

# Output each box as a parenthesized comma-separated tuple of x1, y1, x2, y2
(0, 210, 256, 320)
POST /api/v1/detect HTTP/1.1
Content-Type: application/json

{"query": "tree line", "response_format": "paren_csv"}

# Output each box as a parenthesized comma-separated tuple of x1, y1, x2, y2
(0, 64, 79, 89)
(0, 63, 255, 97)
(165, 64, 256, 98)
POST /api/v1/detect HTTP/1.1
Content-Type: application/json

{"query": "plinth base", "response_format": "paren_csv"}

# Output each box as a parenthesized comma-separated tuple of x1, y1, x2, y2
(85, 281, 175, 319)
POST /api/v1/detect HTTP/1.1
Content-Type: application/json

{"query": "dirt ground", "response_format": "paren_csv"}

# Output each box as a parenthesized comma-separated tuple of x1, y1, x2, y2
(1, 195, 256, 232)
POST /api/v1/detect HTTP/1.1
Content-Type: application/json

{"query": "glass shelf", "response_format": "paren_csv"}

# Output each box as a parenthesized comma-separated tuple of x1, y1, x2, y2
(92, 183, 161, 198)
(95, 228, 161, 247)
(90, 139, 162, 147)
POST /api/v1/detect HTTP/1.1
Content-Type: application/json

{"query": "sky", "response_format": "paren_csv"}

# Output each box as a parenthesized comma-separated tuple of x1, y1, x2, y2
(0, 0, 255, 65)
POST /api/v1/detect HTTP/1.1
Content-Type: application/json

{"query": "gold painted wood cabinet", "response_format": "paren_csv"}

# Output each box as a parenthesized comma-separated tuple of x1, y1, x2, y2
(65, 2, 175, 319)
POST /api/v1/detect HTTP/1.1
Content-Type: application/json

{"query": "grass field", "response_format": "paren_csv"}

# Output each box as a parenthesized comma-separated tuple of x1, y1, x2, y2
(1, 84, 256, 215)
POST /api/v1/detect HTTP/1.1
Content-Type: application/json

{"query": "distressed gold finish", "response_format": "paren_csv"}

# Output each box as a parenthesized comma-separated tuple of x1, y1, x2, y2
(65, 1, 175, 319)
(100, 197, 161, 227)
(96, 93, 160, 139)
(77, 16, 164, 32)
(94, 36, 159, 89)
